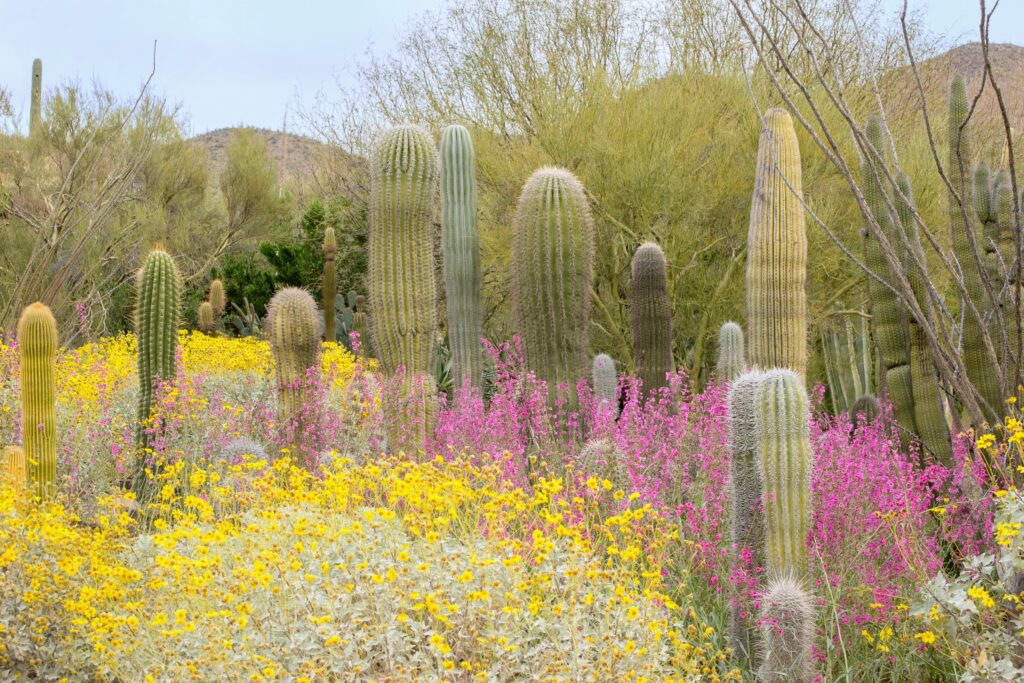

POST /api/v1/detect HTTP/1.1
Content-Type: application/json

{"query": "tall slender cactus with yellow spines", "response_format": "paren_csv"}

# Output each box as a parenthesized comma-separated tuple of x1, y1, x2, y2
(441, 124, 484, 389)
(323, 227, 337, 343)
(745, 108, 807, 379)
(208, 279, 226, 319)
(717, 321, 745, 382)
(513, 167, 595, 409)
(949, 75, 1002, 423)
(29, 58, 42, 137)
(3, 445, 27, 488)
(18, 303, 57, 500)
(631, 242, 673, 393)
(266, 288, 322, 426)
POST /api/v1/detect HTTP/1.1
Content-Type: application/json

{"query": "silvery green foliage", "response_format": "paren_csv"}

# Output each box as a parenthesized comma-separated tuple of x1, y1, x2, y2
(758, 575, 816, 683)
(220, 437, 268, 463)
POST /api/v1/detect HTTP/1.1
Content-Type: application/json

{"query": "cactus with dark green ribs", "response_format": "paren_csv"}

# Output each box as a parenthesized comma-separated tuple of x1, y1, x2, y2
(949, 75, 1002, 423)
(30, 59, 42, 137)
(197, 301, 215, 334)
(18, 303, 57, 500)
(369, 125, 438, 383)
(3, 445, 27, 489)
(745, 108, 807, 379)
(631, 242, 673, 392)
(512, 167, 594, 409)
(592, 353, 617, 404)
(757, 575, 816, 683)
(135, 249, 181, 459)
(440, 124, 484, 389)
(208, 279, 226, 319)
(849, 394, 881, 429)
(323, 227, 337, 343)
(716, 321, 745, 382)
(728, 369, 767, 666)
(266, 288, 322, 425)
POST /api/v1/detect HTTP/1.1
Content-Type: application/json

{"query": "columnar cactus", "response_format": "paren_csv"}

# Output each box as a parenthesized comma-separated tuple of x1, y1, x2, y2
(728, 369, 767, 665)
(197, 301, 215, 334)
(849, 394, 880, 429)
(369, 125, 438, 382)
(29, 58, 42, 137)
(323, 227, 337, 343)
(135, 249, 180, 457)
(631, 242, 673, 392)
(592, 353, 617, 404)
(18, 303, 57, 500)
(208, 279, 226, 319)
(745, 108, 807, 379)
(352, 294, 368, 354)
(3, 445, 26, 488)
(757, 575, 816, 683)
(266, 288, 322, 425)
(440, 124, 484, 389)
(755, 369, 811, 577)
(512, 167, 594, 408)
(717, 321, 745, 382)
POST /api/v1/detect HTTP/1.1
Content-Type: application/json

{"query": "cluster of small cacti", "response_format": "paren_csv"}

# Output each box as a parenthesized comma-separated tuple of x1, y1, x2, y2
(631, 242, 674, 393)
(18, 303, 58, 500)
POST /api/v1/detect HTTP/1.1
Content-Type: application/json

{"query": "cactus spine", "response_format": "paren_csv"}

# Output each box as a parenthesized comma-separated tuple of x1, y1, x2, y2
(440, 124, 484, 389)
(323, 227, 337, 343)
(728, 369, 767, 665)
(3, 445, 27, 488)
(717, 321, 745, 382)
(197, 301, 215, 334)
(18, 303, 57, 500)
(512, 167, 594, 408)
(745, 109, 807, 379)
(631, 242, 673, 392)
(757, 575, 816, 683)
(135, 249, 180, 457)
(208, 279, 226, 319)
(592, 353, 617, 404)
(266, 288, 322, 425)
(29, 58, 42, 137)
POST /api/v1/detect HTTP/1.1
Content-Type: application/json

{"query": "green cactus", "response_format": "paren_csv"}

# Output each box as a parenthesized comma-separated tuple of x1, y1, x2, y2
(949, 75, 1002, 423)
(135, 248, 181, 461)
(755, 369, 811, 577)
(3, 445, 27, 489)
(513, 167, 594, 409)
(352, 295, 368, 354)
(197, 301, 215, 334)
(266, 288, 322, 426)
(757, 575, 816, 683)
(18, 303, 57, 501)
(29, 58, 42, 137)
(440, 124, 484, 390)
(849, 394, 880, 430)
(208, 279, 226, 319)
(728, 369, 767, 665)
(576, 438, 628, 489)
(592, 353, 617, 404)
(820, 313, 873, 414)
(717, 321, 745, 382)
(631, 242, 674, 393)
(323, 227, 337, 343)
(369, 125, 438, 382)
(745, 109, 807, 379)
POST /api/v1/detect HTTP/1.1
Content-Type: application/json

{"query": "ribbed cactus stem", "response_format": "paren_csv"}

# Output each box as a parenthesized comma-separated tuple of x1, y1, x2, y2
(576, 438, 628, 489)
(728, 369, 767, 665)
(197, 301, 215, 334)
(755, 369, 811, 577)
(29, 58, 42, 137)
(323, 227, 337, 343)
(441, 124, 484, 389)
(208, 279, 226, 319)
(717, 321, 745, 382)
(3, 445, 27, 489)
(18, 303, 58, 501)
(745, 109, 807, 379)
(849, 394, 880, 430)
(352, 294, 368, 354)
(135, 249, 180, 455)
(757, 576, 816, 683)
(512, 167, 594, 409)
(592, 353, 617, 404)
(369, 125, 438, 382)
(266, 288, 322, 425)
(631, 242, 673, 392)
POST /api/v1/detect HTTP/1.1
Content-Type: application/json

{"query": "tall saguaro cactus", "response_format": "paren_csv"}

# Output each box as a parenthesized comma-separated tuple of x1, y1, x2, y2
(29, 58, 42, 137)
(512, 167, 595, 408)
(135, 249, 181, 457)
(266, 288, 322, 425)
(631, 242, 673, 392)
(441, 124, 484, 389)
(18, 303, 57, 500)
(717, 321, 745, 382)
(745, 108, 807, 379)
(323, 227, 337, 343)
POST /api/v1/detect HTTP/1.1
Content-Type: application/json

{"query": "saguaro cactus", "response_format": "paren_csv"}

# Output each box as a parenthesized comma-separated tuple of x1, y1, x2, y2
(745, 108, 807, 379)
(18, 303, 57, 500)
(758, 575, 816, 683)
(717, 321, 745, 382)
(512, 167, 595, 408)
(323, 227, 337, 343)
(592, 353, 617, 404)
(208, 279, 226, 319)
(352, 294, 368, 354)
(440, 124, 484, 389)
(3, 445, 27, 488)
(135, 249, 180, 454)
(631, 242, 673, 392)
(197, 301, 215, 334)
(29, 58, 42, 137)
(369, 125, 438, 380)
(266, 288, 322, 425)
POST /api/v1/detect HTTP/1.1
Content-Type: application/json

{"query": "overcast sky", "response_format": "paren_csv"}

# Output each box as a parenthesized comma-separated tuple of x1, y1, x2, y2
(2, 0, 1021, 136)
